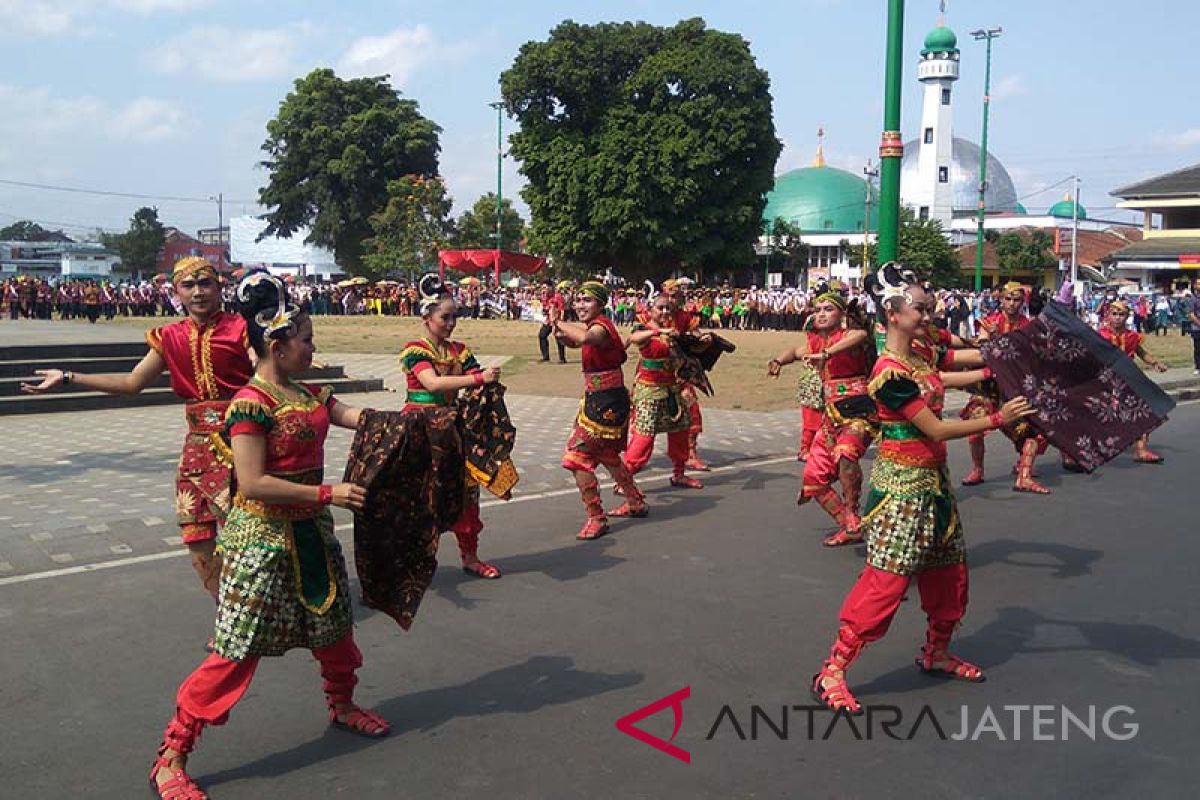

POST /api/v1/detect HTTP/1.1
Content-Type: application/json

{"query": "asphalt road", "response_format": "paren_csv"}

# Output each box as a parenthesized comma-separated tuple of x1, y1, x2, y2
(2, 404, 1199, 799)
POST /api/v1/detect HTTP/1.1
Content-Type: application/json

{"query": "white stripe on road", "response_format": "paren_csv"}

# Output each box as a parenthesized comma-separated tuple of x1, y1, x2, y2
(0, 454, 800, 588)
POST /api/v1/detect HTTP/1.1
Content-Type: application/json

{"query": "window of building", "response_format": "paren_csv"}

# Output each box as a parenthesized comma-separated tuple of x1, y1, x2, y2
(924, 127, 934, 144)
(939, 166, 949, 183)
(919, 206, 930, 221)
(941, 88, 951, 105)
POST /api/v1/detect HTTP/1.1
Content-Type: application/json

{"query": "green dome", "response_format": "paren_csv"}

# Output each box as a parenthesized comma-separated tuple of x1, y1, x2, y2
(763, 166, 878, 233)
(1048, 198, 1087, 219)
(1015, 202, 1028, 215)
(922, 25, 958, 54)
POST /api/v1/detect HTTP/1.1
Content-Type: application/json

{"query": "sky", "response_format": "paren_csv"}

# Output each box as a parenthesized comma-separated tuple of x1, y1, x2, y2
(1, 0, 1198, 240)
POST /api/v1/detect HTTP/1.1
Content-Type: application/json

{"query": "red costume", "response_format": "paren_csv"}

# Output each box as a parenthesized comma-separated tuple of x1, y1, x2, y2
(145, 312, 253, 544)
(623, 326, 696, 485)
(798, 328, 876, 544)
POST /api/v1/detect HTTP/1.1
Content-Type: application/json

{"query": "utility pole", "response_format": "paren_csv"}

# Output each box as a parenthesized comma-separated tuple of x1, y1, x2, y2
(489, 102, 504, 252)
(877, 0, 906, 265)
(863, 159, 879, 281)
(208, 193, 225, 271)
(1070, 176, 1080, 287)
(971, 27, 1002, 291)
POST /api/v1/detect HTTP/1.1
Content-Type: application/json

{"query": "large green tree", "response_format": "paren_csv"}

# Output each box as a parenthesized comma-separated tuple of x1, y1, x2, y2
(0, 220, 73, 242)
(501, 18, 781, 281)
(995, 229, 1056, 279)
(102, 207, 165, 276)
(362, 175, 452, 277)
(844, 207, 962, 287)
(258, 68, 442, 274)
(450, 193, 527, 250)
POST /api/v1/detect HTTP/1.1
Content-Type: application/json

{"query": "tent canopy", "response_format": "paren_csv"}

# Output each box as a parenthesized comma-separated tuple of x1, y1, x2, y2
(437, 249, 546, 284)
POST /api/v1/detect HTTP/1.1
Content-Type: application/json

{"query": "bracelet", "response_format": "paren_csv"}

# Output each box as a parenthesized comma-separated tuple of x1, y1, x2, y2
(318, 484, 333, 505)
(768, 358, 781, 367)
(980, 367, 993, 380)
(987, 412, 1004, 430)
(62, 370, 73, 385)
(472, 372, 485, 386)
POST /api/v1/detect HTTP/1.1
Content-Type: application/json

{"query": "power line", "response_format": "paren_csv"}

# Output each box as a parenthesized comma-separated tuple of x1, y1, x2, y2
(0, 177, 258, 206)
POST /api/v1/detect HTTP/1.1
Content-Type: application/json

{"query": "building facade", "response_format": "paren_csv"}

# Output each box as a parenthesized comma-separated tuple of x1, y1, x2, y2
(1106, 164, 1200, 290)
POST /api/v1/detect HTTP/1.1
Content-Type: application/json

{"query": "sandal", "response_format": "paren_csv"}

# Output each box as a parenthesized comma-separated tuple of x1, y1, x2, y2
(576, 518, 609, 540)
(1012, 479, 1050, 495)
(810, 669, 862, 715)
(960, 468, 984, 486)
(670, 475, 703, 489)
(149, 756, 207, 800)
(684, 457, 711, 472)
(1134, 451, 1164, 464)
(328, 703, 390, 737)
(462, 560, 502, 579)
(915, 651, 986, 682)
(608, 501, 649, 518)
(822, 529, 863, 547)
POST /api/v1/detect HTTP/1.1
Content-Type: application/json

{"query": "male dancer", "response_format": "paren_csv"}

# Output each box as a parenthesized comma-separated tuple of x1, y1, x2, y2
(660, 279, 710, 470)
(22, 257, 253, 596)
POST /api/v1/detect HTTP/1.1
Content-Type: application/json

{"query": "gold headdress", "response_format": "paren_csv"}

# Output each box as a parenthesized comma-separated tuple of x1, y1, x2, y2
(172, 256, 217, 284)
(237, 271, 299, 338)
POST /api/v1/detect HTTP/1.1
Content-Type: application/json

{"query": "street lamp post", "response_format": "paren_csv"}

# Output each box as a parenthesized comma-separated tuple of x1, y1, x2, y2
(489, 101, 505, 251)
(877, 0, 906, 265)
(863, 159, 879, 281)
(971, 27, 1002, 291)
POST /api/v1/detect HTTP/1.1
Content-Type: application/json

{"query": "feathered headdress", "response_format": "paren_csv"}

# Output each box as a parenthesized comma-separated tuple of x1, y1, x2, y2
(875, 262, 916, 307)
(418, 273, 450, 316)
(237, 271, 300, 338)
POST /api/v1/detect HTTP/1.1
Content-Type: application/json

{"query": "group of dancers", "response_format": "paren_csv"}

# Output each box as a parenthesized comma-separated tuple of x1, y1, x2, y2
(18, 257, 1172, 794)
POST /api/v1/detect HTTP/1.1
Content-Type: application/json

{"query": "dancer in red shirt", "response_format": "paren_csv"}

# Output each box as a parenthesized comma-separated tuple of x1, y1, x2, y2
(1098, 300, 1169, 462)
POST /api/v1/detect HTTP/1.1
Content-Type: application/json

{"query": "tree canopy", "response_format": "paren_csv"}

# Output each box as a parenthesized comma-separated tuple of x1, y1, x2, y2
(995, 229, 1056, 279)
(102, 207, 165, 276)
(0, 220, 73, 242)
(501, 17, 781, 281)
(844, 207, 963, 287)
(362, 175, 451, 277)
(450, 193, 527, 250)
(258, 68, 442, 274)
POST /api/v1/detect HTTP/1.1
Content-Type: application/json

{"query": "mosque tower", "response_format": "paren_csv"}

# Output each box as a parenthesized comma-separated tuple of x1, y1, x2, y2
(908, 13, 960, 227)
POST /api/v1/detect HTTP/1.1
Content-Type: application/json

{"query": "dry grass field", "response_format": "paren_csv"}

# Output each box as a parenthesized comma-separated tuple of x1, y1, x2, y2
(96, 314, 1197, 412)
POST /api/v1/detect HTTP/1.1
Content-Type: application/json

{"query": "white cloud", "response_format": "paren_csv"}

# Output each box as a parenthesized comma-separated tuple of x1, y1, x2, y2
(152, 23, 312, 82)
(337, 25, 437, 85)
(1152, 128, 1200, 149)
(991, 74, 1027, 101)
(0, 0, 209, 36)
(108, 97, 187, 142)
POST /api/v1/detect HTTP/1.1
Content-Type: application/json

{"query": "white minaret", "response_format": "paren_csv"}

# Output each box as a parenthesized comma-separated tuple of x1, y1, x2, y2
(910, 16, 960, 228)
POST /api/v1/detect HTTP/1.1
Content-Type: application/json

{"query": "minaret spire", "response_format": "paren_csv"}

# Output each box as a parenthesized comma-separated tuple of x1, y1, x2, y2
(813, 126, 826, 168)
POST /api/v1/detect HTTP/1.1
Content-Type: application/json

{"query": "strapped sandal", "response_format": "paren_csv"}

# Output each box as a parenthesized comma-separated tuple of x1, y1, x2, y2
(577, 518, 609, 540)
(684, 457, 711, 472)
(328, 703, 390, 737)
(822, 529, 863, 548)
(1134, 450, 1164, 464)
(960, 468, 984, 486)
(462, 560, 501, 579)
(1012, 478, 1050, 495)
(670, 475, 703, 490)
(915, 650, 986, 682)
(810, 668, 863, 716)
(149, 756, 207, 800)
(608, 501, 649, 518)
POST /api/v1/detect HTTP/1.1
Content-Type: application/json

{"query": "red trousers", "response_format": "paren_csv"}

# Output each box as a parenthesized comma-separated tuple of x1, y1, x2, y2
(800, 407, 823, 455)
(162, 633, 363, 754)
(839, 563, 968, 645)
(800, 423, 869, 498)
(624, 429, 689, 474)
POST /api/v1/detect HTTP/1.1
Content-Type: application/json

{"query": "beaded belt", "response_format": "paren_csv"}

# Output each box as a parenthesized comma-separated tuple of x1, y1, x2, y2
(823, 375, 869, 399)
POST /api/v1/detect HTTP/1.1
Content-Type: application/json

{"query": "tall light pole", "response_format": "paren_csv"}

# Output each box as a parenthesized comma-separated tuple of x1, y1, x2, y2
(971, 27, 1002, 291)
(208, 193, 224, 270)
(489, 101, 505, 254)
(877, 0, 906, 265)
(1070, 175, 1081, 287)
(863, 159, 879, 281)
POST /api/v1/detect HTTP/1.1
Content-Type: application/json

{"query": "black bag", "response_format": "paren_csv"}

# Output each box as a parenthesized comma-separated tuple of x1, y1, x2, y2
(833, 393, 876, 420)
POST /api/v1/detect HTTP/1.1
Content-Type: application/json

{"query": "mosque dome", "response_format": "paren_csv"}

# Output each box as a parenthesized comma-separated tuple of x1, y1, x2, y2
(922, 25, 959, 55)
(900, 136, 1020, 214)
(762, 166, 878, 233)
(1048, 195, 1087, 219)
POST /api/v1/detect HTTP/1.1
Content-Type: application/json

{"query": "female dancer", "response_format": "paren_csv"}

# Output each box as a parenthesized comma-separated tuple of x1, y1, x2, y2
(811, 264, 1034, 715)
(769, 290, 874, 546)
(399, 275, 503, 577)
(623, 292, 704, 489)
(149, 272, 387, 800)
(1098, 300, 1169, 462)
(555, 281, 647, 539)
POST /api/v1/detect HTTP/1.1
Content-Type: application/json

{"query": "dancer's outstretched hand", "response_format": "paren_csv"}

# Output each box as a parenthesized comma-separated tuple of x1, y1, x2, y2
(20, 369, 64, 394)
(481, 366, 501, 384)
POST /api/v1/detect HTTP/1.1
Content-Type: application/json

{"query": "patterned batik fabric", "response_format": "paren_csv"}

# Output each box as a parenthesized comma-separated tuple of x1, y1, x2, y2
(457, 382, 519, 499)
(981, 301, 1176, 472)
(344, 408, 465, 631)
(213, 506, 352, 660)
(175, 401, 236, 542)
(861, 459, 964, 576)
(630, 382, 689, 436)
(795, 364, 824, 409)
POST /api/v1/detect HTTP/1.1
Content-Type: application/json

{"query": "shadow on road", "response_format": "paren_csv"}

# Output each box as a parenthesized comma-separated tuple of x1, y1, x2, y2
(201, 654, 643, 788)
(968, 538, 1104, 579)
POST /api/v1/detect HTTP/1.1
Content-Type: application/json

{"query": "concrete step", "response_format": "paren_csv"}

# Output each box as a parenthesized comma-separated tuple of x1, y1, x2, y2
(0, 376, 383, 415)
(0, 355, 146, 378)
(0, 365, 348, 396)
(0, 341, 148, 361)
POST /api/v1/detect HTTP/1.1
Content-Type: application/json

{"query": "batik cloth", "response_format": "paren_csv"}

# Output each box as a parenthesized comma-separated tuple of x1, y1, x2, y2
(980, 301, 1175, 471)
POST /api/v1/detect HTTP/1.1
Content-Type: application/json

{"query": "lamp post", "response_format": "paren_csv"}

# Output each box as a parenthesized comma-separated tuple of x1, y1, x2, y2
(863, 159, 879, 281)
(876, 0, 906, 265)
(971, 26, 1002, 291)
(489, 101, 505, 253)
(207, 193, 224, 271)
